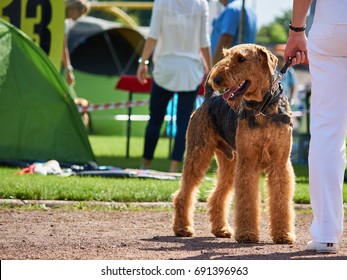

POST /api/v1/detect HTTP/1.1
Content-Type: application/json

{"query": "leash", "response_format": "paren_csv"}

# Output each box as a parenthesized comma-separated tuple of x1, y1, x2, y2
(257, 57, 293, 115)
(271, 57, 293, 92)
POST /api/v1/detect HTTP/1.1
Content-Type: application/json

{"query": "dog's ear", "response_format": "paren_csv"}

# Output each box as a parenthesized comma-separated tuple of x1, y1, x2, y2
(204, 72, 215, 99)
(258, 46, 278, 75)
(222, 48, 231, 57)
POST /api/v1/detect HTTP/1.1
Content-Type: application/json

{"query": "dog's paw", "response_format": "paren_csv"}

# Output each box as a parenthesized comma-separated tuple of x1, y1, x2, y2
(272, 233, 295, 244)
(235, 232, 259, 243)
(212, 227, 233, 238)
(173, 226, 195, 237)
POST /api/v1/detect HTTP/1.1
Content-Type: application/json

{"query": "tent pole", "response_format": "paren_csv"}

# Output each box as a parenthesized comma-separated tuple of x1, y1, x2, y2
(122, 38, 145, 74)
(103, 32, 123, 74)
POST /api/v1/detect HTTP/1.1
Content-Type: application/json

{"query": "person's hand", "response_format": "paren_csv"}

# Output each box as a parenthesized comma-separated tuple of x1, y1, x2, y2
(137, 64, 148, 85)
(66, 70, 75, 86)
(284, 31, 309, 66)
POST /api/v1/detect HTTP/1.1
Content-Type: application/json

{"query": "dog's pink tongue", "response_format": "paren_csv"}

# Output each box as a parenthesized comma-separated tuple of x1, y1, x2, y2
(222, 88, 236, 101)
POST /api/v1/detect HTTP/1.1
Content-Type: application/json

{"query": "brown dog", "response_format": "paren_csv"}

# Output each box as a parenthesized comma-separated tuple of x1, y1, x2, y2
(173, 44, 295, 244)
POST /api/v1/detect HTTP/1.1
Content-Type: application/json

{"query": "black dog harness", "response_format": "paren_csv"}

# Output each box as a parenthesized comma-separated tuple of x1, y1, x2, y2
(239, 83, 292, 126)
(238, 58, 293, 127)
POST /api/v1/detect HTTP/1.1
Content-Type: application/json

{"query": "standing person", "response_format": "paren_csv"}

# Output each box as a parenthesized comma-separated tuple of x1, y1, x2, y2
(63, 0, 90, 86)
(284, 0, 347, 253)
(211, 0, 257, 64)
(63, 0, 91, 128)
(137, 0, 212, 173)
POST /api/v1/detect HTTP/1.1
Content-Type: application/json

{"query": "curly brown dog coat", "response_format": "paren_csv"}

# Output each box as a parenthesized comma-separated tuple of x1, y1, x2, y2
(173, 44, 295, 244)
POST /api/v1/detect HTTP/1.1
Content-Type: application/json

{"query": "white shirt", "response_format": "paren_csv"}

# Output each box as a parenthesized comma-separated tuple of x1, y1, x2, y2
(148, 0, 210, 91)
(65, 18, 75, 36)
(314, 0, 347, 24)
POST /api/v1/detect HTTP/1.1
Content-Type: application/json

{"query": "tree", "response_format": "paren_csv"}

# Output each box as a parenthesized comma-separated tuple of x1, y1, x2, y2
(256, 9, 292, 44)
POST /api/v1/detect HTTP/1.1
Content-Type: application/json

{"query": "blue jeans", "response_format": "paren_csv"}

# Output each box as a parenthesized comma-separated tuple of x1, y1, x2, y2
(143, 80, 198, 162)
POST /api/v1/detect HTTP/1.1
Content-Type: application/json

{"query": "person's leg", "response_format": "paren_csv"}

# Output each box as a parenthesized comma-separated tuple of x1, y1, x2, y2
(170, 88, 197, 172)
(142, 81, 173, 169)
(308, 53, 347, 244)
(307, 24, 347, 245)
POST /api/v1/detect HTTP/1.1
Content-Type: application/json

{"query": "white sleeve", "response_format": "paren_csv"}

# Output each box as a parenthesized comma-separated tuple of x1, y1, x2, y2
(200, 0, 211, 48)
(147, 1, 161, 39)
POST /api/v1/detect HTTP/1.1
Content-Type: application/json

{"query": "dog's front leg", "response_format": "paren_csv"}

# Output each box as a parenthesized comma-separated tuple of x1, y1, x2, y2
(266, 160, 296, 244)
(234, 160, 262, 243)
(207, 150, 236, 238)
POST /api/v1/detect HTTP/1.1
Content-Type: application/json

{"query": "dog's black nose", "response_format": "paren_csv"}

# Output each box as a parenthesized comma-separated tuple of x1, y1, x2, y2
(213, 76, 223, 85)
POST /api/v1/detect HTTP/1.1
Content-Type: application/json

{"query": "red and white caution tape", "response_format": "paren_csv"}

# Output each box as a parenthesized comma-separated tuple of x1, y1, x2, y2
(77, 100, 149, 113)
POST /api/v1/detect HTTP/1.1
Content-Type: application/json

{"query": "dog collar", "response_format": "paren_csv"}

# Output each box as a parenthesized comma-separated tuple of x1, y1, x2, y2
(243, 57, 293, 116)
(239, 83, 292, 126)
(238, 109, 292, 127)
(242, 83, 284, 115)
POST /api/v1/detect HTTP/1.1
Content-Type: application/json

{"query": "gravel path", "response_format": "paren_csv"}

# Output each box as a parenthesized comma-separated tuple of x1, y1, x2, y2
(0, 201, 346, 260)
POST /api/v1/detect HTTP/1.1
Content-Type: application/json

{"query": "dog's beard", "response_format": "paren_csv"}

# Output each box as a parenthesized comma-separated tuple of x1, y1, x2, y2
(227, 98, 243, 112)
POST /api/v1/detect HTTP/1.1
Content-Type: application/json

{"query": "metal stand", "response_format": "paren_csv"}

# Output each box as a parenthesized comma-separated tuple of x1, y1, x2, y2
(126, 91, 133, 159)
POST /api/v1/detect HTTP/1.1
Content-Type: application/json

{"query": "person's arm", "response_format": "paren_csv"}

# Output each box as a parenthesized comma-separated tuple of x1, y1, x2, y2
(136, 38, 157, 85)
(284, 0, 312, 65)
(62, 36, 75, 85)
(199, 0, 212, 72)
(212, 33, 233, 64)
(291, 0, 312, 27)
(200, 47, 213, 74)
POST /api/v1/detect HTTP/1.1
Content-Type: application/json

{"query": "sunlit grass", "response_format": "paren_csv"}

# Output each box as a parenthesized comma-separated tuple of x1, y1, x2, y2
(1, 135, 346, 204)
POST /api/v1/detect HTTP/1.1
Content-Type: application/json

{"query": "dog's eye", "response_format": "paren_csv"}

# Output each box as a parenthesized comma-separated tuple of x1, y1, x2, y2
(238, 56, 246, 62)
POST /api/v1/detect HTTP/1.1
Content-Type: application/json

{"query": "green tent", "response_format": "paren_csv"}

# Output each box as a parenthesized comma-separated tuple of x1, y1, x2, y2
(0, 18, 95, 165)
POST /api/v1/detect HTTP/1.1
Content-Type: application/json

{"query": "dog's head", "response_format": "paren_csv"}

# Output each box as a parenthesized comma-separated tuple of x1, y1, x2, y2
(208, 44, 277, 104)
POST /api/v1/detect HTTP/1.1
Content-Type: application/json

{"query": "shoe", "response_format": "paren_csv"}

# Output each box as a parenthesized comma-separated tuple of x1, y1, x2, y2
(306, 240, 339, 253)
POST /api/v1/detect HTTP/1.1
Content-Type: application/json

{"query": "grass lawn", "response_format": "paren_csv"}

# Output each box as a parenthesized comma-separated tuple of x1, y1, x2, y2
(1, 134, 346, 204)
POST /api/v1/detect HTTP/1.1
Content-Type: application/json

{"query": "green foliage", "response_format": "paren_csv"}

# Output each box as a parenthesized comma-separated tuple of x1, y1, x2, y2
(269, 23, 287, 43)
(256, 9, 292, 44)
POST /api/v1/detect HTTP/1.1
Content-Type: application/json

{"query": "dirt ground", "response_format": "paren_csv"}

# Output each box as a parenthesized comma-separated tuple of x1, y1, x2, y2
(0, 201, 346, 260)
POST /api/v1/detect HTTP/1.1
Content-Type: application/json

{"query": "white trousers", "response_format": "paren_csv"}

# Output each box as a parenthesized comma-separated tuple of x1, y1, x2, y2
(307, 23, 347, 243)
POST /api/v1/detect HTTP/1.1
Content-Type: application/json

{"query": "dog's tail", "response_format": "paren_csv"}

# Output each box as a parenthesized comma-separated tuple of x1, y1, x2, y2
(203, 72, 215, 99)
